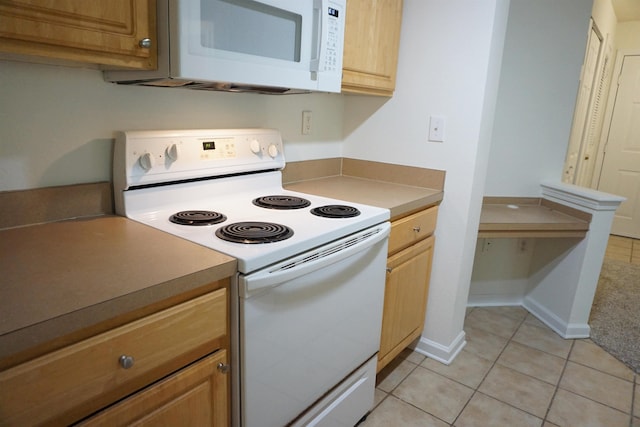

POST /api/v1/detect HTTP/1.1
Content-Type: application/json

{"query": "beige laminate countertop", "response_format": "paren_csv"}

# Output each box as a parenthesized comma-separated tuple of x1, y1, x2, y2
(286, 176, 442, 219)
(478, 198, 591, 238)
(0, 215, 236, 365)
(282, 158, 445, 219)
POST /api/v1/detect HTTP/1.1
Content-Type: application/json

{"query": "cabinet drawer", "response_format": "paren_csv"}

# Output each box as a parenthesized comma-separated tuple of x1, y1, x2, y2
(0, 288, 227, 426)
(78, 350, 229, 427)
(388, 206, 438, 254)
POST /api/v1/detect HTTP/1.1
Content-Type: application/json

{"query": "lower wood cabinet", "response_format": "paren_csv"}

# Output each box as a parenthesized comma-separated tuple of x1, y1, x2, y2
(378, 206, 437, 372)
(0, 285, 229, 426)
(78, 350, 228, 426)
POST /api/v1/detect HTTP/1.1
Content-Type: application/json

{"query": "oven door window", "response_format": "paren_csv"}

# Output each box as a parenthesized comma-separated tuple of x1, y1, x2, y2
(201, 0, 302, 63)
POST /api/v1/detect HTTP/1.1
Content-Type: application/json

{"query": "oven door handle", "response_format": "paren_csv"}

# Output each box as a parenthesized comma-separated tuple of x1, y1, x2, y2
(240, 222, 390, 298)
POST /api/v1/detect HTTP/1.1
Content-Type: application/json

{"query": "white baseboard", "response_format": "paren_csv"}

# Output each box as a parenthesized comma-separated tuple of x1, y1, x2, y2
(467, 294, 524, 307)
(523, 297, 590, 339)
(414, 330, 466, 365)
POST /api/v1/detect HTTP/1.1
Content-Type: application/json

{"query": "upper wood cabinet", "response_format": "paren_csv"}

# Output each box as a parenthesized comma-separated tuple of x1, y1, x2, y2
(341, 0, 403, 96)
(0, 0, 156, 69)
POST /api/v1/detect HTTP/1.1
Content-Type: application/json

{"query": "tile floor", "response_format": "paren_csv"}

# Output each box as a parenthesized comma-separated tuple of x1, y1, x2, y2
(605, 235, 640, 265)
(362, 236, 639, 427)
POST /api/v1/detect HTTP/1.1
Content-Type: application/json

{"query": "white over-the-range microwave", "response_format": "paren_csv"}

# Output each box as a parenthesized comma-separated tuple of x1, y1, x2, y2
(104, 0, 347, 94)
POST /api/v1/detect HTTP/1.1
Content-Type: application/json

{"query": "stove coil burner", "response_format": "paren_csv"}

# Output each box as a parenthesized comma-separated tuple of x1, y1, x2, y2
(253, 195, 311, 210)
(169, 210, 227, 226)
(215, 222, 294, 244)
(311, 205, 361, 219)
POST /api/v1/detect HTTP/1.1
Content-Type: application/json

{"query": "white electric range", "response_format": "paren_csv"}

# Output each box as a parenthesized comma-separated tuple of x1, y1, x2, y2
(113, 128, 390, 427)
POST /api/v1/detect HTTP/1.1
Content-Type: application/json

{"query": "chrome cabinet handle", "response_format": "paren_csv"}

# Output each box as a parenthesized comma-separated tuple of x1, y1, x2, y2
(413, 226, 421, 232)
(386, 267, 393, 273)
(139, 38, 152, 48)
(217, 363, 230, 374)
(119, 354, 135, 369)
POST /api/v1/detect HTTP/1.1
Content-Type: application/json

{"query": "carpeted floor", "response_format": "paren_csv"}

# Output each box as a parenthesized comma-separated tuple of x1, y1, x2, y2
(589, 258, 640, 373)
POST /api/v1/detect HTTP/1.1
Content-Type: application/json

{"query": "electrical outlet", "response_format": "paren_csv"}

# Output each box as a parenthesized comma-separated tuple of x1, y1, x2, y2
(302, 110, 312, 135)
(518, 238, 528, 253)
(428, 115, 445, 142)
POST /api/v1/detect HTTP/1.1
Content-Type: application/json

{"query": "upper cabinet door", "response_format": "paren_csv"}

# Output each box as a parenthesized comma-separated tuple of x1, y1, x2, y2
(341, 0, 403, 96)
(0, 0, 156, 69)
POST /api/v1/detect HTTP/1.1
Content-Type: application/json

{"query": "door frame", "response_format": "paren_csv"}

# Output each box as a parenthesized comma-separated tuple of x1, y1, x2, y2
(591, 48, 640, 188)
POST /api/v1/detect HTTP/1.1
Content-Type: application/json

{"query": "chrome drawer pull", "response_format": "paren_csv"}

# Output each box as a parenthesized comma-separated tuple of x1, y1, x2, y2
(386, 267, 393, 273)
(118, 355, 135, 369)
(413, 226, 421, 232)
(139, 38, 152, 48)
(217, 363, 230, 374)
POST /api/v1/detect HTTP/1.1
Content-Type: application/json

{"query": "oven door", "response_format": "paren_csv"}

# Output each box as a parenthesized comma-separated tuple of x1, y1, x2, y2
(234, 222, 390, 427)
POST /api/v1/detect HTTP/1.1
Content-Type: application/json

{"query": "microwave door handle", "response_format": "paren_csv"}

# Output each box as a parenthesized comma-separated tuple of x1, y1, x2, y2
(311, 0, 327, 73)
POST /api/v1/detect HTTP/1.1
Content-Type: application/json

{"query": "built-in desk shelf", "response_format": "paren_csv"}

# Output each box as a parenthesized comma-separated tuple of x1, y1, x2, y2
(478, 197, 591, 239)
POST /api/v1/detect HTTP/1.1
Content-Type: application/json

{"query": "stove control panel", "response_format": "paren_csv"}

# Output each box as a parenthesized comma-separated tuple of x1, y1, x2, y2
(114, 129, 285, 189)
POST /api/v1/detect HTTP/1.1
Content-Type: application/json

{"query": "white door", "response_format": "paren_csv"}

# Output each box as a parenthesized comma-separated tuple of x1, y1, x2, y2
(597, 55, 640, 238)
(563, 23, 602, 184)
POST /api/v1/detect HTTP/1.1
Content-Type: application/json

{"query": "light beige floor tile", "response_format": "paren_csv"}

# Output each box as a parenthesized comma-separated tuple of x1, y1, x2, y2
(398, 347, 426, 365)
(512, 322, 572, 359)
(463, 324, 509, 362)
(376, 358, 417, 393)
(523, 313, 548, 328)
(421, 349, 493, 388)
(635, 383, 639, 418)
(543, 422, 561, 427)
(478, 364, 555, 417)
(484, 305, 529, 321)
(569, 339, 634, 381)
(607, 235, 633, 249)
(605, 235, 633, 263)
(559, 361, 633, 413)
(632, 239, 640, 265)
(361, 395, 449, 427)
(393, 366, 474, 424)
(454, 392, 542, 427)
(634, 417, 640, 427)
(497, 341, 565, 385)
(372, 388, 387, 409)
(464, 308, 523, 339)
(547, 389, 631, 427)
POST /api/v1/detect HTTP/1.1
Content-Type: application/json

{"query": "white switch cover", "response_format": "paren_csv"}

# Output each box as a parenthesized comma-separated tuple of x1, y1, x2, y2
(302, 110, 312, 135)
(428, 115, 445, 142)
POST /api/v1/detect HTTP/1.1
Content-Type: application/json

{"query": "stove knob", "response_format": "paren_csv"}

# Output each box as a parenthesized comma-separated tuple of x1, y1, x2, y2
(167, 143, 180, 161)
(138, 152, 155, 170)
(250, 139, 261, 154)
(268, 144, 279, 158)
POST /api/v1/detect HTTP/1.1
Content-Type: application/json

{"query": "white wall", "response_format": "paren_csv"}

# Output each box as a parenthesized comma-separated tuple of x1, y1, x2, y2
(483, 0, 593, 196)
(469, 0, 598, 309)
(343, 0, 510, 361)
(0, 59, 344, 191)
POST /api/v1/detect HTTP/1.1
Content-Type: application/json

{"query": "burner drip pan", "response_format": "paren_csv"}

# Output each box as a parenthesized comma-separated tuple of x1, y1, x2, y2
(253, 195, 311, 210)
(311, 205, 361, 219)
(169, 210, 227, 226)
(216, 222, 294, 244)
